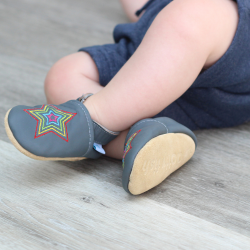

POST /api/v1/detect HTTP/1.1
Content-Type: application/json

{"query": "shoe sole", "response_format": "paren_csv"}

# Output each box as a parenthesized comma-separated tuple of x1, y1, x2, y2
(128, 133, 195, 195)
(4, 109, 86, 161)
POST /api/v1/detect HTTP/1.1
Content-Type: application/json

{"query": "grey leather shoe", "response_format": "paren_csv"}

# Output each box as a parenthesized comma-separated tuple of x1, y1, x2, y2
(122, 117, 197, 195)
(4, 95, 120, 161)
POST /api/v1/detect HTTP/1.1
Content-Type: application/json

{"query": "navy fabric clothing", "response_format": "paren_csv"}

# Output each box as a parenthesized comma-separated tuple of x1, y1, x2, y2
(79, 0, 250, 131)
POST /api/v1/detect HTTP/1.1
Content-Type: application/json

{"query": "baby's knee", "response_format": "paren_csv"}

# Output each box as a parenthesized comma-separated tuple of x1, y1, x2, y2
(44, 56, 69, 104)
(44, 52, 99, 104)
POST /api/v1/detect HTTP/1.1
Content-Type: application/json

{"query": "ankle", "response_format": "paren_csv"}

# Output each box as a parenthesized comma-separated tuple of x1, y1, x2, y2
(84, 96, 101, 125)
(103, 129, 129, 159)
(84, 94, 121, 133)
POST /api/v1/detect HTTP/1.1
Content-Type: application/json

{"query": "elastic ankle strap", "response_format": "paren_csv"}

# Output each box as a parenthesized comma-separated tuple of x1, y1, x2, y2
(92, 120, 120, 145)
(78, 93, 120, 145)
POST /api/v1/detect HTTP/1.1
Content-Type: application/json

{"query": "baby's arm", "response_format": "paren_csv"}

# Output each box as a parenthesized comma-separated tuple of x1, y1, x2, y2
(119, 0, 149, 22)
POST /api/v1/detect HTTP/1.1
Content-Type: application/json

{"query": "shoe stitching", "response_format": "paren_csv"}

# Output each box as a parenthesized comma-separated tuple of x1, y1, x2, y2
(155, 120, 169, 133)
(76, 102, 91, 156)
(129, 119, 153, 131)
(130, 119, 169, 134)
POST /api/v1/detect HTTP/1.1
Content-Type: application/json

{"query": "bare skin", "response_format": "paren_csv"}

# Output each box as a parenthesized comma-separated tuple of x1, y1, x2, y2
(119, 0, 149, 22)
(45, 0, 239, 160)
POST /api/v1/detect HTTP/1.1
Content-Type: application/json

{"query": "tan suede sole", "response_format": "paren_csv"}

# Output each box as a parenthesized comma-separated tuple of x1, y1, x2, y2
(128, 133, 195, 195)
(4, 109, 86, 161)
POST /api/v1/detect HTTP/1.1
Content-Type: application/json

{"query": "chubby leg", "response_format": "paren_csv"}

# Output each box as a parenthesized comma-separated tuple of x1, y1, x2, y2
(45, 0, 238, 160)
(84, 0, 235, 131)
(85, 0, 238, 158)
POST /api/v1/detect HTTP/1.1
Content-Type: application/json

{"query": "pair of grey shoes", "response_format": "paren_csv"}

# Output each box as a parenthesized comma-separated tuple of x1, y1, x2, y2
(4, 94, 197, 195)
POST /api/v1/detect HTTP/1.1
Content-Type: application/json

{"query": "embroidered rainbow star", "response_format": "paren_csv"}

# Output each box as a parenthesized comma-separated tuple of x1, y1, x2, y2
(122, 130, 141, 168)
(24, 105, 77, 142)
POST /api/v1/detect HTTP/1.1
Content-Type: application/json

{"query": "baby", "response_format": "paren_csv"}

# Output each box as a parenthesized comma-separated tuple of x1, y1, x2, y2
(5, 0, 250, 195)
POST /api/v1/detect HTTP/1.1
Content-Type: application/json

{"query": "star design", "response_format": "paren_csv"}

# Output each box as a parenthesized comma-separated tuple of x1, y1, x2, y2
(122, 130, 141, 168)
(24, 105, 77, 142)
(47, 112, 59, 123)
(43, 110, 62, 126)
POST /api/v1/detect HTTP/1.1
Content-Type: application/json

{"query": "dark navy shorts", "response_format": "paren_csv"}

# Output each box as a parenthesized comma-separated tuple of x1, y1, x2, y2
(79, 0, 250, 131)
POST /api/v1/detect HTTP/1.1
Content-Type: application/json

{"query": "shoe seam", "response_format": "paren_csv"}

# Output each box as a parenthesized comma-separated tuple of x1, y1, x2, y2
(129, 119, 169, 135)
(76, 102, 92, 156)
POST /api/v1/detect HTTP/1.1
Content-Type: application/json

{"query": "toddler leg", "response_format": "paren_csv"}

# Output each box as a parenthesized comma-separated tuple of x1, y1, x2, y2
(44, 0, 237, 160)
(84, 0, 222, 141)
